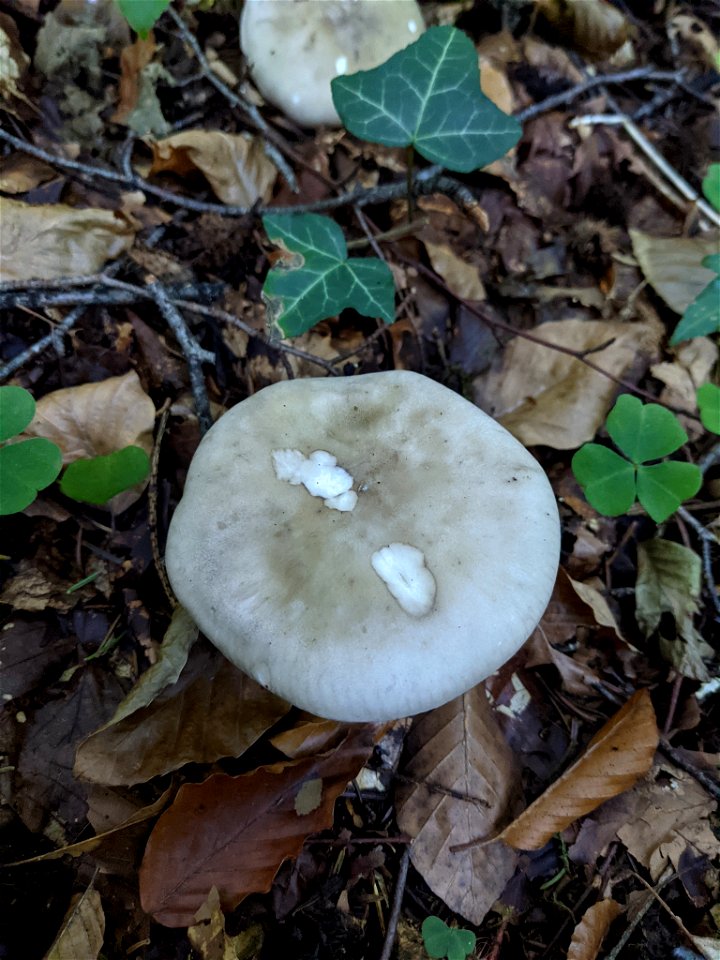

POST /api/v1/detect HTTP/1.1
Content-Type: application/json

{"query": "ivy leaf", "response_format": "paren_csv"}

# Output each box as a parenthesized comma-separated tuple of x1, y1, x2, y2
(571, 444, 636, 516)
(702, 162, 720, 212)
(0, 438, 62, 515)
(636, 461, 702, 523)
(670, 255, 720, 345)
(697, 383, 720, 434)
(60, 446, 150, 506)
(0, 385, 36, 441)
(331, 26, 521, 173)
(606, 394, 687, 462)
(262, 213, 395, 338)
(115, 0, 171, 38)
(421, 916, 476, 960)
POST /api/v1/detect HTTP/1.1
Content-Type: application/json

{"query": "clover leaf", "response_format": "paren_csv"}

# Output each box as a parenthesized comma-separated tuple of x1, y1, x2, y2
(697, 383, 720, 434)
(331, 26, 521, 173)
(60, 446, 150, 505)
(670, 253, 720, 344)
(572, 394, 702, 523)
(262, 213, 395, 338)
(0, 385, 62, 516)
(115, 0, 171, 38)
(421, 916, 476, 960)
(702, 162, 720, 212)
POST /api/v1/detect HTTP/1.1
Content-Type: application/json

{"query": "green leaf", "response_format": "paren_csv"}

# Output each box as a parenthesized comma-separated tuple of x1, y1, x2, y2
(571, 444, 636, 516)
(697, 383, 720, 434)
(670, 274, 720, 344)
(60, 446, 150, 505)
(0, 438, 63, 515)
(331, 26, 521, 173)
(115, 0, 171, 38)
(606, 394, 688, 463)
(636, 461, 702, 523)
(262, 213, 395, 338)
(421, 916, 476, 960)
(0, 385, 36, 441)
(702, 163, 720, 212)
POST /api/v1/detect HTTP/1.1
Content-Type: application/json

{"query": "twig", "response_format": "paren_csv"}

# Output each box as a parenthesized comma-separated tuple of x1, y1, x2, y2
(604, 867, 674, 960)
(699, 443, 720, 474)
(568, 113, 720, 229)
(378, 846, 411, 960)
(0, 304, 86, 382)
(516, 67, 684, 123)
(676, 506, 720, 619)
(165, 6, 298, 192)
(148, 403, 176, 609)
(0, 280, 223, 313)
(146, 281, 214, 434)
(658, 739, 720, 801)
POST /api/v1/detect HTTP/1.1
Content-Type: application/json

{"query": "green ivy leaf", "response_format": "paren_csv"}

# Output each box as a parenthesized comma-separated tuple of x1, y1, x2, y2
(571, 444, 636, 516)
(331, 26, 521, 173)
(670, 255, 720, 345)
(702, 162, 720, 212)
(60, 446, 150, 505)
(0, 385, 36, 441)
(697, 383, 720, 434)
(262, 213, 395, 338)
(421, 916, 476, 960)
(0, 438, 63, 515)
(636, 461, 702, 523)
(115, 0, 171, 38)
(606, 393, 687, 462)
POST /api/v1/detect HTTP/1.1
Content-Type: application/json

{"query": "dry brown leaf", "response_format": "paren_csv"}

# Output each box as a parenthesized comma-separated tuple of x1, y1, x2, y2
(0, 153, 56, 193)
(568, 575, 624, 640)
(396, 687, 520, 925)
(424, 241, 486, 301)
(188, 887, 263, 960)
(567, 899, 623, 960)
(44, 886, 105, 960)
(500, 689, 658, 850)
(652, 338, 718, 437)
(139, 724, 381, 926)
(149, 131, 277, 206)
(537, 0, 631, 59)
(480, 58, 515, 115)
(270, 715, 349, 760)
(473, 317, 662, 449)
(112, 33, 156, 124)
(0, 196, 136, 281)
(630, 230, 718, 315)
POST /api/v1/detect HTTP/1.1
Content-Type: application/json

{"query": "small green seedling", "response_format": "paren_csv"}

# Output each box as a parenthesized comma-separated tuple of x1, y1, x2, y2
(0, 386, 62, 515)
(331, 26, 521, 173)
(702, 162, 720, 213)
(571, 394, 702, 523)
(670, 252, 720, 345)
(115, 0, 171, 38)
(262, 213, 395, 338)
(0, 385, 151, 514)
(697, 383, 720, 434)
(422, 916, 476, 960)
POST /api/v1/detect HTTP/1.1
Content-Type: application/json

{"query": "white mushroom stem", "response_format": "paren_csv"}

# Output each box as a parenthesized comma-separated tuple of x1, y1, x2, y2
(371, 543, 436, 617)
(272, 448, 358, 512)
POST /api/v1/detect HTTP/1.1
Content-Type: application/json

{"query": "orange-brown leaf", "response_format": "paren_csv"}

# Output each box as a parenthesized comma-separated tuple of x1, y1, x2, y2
(139, 724, 381, 926)
(567, 899, 623, 960)
(500, 690, 658, 850)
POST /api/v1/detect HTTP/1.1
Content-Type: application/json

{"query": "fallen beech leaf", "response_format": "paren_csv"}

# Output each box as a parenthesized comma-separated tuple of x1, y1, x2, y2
(424, 241, 486, 301)
(45, 886, 105, 960)
(630, 231, 718, 315)
(112, 34, 156, 124)
(139, 724, 381, 926)
(0, 196, 135, 281)
(149, 131, 277, 206)
(537, 0, 631, 58)
(567, 899, 622, 960)
(270, 715, 348, 759)
(396, 687, 520, 925)
(500, 689, 658, 850)
(188, 887, 263, 960)
(474, 317, 662, 449)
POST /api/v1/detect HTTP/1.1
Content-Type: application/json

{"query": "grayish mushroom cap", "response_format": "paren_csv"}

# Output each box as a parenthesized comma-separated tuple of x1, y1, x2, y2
(240, 0, 425, 126)
(165, 371, 560, 722)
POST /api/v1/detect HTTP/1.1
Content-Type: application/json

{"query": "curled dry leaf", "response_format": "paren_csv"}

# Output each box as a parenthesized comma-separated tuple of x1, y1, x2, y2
(0, 196, 135, 281)
(139, 723, 382, 926)
(537, 0, 631, 59)
(473, 317, 662, 449)
(44, 886, 105, 960)
(149, 131, 277, 206)
(567, 898, 622, 960)
(396, 686, 520, 925)
(500, 689, 658, 851)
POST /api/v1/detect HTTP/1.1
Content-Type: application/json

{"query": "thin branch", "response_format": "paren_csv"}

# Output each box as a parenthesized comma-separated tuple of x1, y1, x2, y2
(0, 279, 223, 313)
(0, 304, 87, 382)
(676, 506, 720, 619)
(378, 847, 411, 960)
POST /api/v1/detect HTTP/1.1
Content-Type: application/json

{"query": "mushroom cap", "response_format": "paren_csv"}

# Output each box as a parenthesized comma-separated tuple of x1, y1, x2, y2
(165, 372, 560, 722)
(239, 0, 425, 127)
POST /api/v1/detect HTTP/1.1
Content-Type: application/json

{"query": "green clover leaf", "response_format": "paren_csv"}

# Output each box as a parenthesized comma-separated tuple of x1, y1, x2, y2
(60, 446, 150, 505)
(572, 394, 702, 523)
(0, 385, 37, 440)
(115, 0, 171, 38)
(331, 26, 521, 173)
(697, 383, 720, 434)
(262, 213, 395, 338)
(702, 162, 720, 212)
(0, 438, 63, 515)
(421, 916, 476, 960)
(670, 253, 720, 344)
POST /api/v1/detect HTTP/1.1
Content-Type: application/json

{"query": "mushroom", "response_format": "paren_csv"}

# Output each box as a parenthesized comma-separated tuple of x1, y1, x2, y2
(239, 0, 425, 127)
(165, 371, 560, 722)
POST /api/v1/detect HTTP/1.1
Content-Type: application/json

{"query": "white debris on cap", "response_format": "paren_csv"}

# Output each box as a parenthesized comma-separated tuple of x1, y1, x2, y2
(240, 0, 425, 126)
(272, 449, 358, 512)
(371, 543, 436, 617)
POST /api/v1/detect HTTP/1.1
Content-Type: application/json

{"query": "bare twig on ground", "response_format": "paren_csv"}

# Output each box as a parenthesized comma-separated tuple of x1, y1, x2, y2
(658, 739, 720, 801)
(148, 403, 176, 608)
(0, 280, 223, 313)
(378, 846, 411, 960)
(0, 304, 87, 382)
(676, 506, 720, 619)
